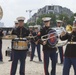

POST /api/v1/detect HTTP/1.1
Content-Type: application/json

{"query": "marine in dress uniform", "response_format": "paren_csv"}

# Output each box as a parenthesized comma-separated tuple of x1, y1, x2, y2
(0, 29, 3, 62)
(56, 20, 65, 64)
(30, 25, 42, 62)
(60, 22, 76, 75)
(8, 21, 19, 61)
(28, 26, 33, 51)
(35, 17, 57, 75)
(10, 17, 30, 75)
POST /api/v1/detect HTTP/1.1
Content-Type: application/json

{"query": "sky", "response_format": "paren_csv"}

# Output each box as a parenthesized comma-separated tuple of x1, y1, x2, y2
(0, 0, 76, 27)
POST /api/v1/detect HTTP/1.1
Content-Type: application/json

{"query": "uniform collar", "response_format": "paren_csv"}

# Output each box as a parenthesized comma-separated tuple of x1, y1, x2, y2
(18, 26, 24, 29)
(45, 26, 51, 29)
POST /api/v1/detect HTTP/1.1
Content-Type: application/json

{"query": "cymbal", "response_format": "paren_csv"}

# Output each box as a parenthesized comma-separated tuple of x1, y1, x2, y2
(2, 35, 17, 40)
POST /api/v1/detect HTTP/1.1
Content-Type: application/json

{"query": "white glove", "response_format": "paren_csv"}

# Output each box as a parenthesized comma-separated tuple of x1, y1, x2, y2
(43, 41, 47, 45)
(60, 31, 66, 37)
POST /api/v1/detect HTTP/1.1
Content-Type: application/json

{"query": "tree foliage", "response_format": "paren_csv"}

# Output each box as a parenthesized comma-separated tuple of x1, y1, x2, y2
(26, 12, 76, 27)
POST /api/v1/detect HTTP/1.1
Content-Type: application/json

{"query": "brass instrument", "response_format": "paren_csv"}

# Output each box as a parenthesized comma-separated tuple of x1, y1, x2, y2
(41, 31, 68, 47)
(41, 25, 72, 47)
(0, 6, 3, 20)
(41, 32, 58, 41)
(58, 25, 73, 46)
(27, 25, 73, 47)
(27, 31, 67, 47)
(66, 25, 72, 33)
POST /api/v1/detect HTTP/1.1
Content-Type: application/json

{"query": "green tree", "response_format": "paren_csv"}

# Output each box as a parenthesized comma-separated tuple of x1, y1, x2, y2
(67, 15, 74, 25)
(37, 13, 56, 27)
(58, 14, 74, 26)
(26, 13, 74, 27)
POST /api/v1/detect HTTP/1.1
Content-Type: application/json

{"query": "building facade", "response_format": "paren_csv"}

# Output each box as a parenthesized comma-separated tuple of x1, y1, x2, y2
(27, 5, 73, 23)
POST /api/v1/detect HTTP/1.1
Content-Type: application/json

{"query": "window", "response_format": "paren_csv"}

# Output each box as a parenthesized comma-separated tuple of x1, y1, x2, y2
(48, 6, 54, 10)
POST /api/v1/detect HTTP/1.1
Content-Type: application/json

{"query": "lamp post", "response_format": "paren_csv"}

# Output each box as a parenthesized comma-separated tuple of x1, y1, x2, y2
(26, 10, 32, 24)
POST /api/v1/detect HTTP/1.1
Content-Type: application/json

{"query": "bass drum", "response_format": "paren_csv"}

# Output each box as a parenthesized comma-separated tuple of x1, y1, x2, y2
(47, 29, 58, 48)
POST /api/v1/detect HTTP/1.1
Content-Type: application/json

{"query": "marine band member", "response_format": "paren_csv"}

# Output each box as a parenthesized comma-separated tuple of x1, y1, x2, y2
(60, 22, 76, 75)
(10, 17, 30, 75)
(8, 21, 19, 61)
(30, 25, 42, 62)
(56, 20, 65, 64)
(35, 17, 57, 75)
(0, 29, 4, 62)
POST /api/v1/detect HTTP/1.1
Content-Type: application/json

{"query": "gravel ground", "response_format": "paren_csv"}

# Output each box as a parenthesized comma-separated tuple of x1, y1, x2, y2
(0, 40, 74, 75)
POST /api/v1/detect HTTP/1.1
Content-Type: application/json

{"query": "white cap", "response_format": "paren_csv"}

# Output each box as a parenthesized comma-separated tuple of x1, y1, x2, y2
(29, 26, 33, 28)
(42, 17, 51, 22)
(17, 17, 25, 21)
(34, 25, 38, 28)
(14, 21, 18, 24)
(56, 20, 62, 23)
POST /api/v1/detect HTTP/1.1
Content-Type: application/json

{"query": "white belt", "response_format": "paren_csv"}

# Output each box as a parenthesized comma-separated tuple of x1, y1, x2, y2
(68, 42, 76, 44)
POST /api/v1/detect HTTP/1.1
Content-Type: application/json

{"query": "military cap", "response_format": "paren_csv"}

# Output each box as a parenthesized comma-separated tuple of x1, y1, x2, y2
(34, 25, 38, 28)
(56, 20, 62, 23)
(29, 26, 33, 28)
(14, 21, 18, 24)
(17, 16, 25, 21)
(42, 17, 51, 22)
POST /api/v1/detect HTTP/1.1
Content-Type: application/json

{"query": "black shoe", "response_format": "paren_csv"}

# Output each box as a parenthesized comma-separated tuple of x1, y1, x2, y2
(39, 59, 42, 62)
(0, 60, 4, 64)
(57, 63, 63, 65)
(30, 59, 33, 61)
(0, 60, 3, 62)
(8, 60, 12, 62)
(60, 62, 63, 64)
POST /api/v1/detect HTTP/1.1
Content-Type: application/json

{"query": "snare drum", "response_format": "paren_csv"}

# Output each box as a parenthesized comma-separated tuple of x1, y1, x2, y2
(12, 38, 28, 50)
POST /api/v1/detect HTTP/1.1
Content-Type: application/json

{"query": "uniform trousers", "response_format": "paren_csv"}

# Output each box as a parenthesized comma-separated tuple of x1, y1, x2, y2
(10, 50, 27, 75)
(63, 57, 76, 75)
(43, 50, 57, 75)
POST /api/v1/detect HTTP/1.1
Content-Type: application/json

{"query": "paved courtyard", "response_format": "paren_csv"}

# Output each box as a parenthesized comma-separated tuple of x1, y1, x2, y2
(0, 40, 74, 75)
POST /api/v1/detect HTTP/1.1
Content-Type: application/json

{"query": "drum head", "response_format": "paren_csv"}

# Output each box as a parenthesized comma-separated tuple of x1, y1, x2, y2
(47, 30, 58, 47)
(2, 35, 17, 40)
